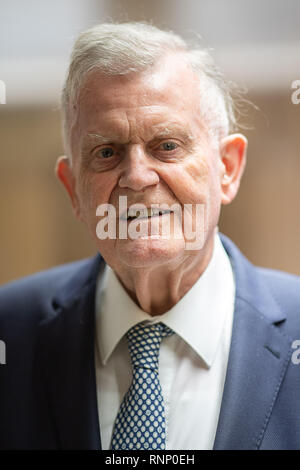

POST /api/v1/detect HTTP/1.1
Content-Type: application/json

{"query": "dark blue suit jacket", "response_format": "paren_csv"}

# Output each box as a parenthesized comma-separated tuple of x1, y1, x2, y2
(1, 234, 300, 449)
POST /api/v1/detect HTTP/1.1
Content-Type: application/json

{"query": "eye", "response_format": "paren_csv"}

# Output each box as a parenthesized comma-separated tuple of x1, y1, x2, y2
(159, 141, 178, 151)
(96, 147, 115, 159)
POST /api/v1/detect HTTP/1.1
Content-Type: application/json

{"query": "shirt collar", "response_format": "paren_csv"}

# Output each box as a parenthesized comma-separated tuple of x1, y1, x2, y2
(95, 232, 235, 368)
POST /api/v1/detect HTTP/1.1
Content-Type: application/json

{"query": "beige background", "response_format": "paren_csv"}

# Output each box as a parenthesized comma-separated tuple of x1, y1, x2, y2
(1, 0, 300, 284)
(1, 91, 300, 284)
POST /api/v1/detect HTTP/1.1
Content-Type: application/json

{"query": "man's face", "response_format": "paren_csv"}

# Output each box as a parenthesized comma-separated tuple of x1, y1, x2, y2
(63, 54, 234, 271)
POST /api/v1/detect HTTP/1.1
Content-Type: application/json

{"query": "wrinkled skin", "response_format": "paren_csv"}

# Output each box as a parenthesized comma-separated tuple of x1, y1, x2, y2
(56, 53, 247, 314)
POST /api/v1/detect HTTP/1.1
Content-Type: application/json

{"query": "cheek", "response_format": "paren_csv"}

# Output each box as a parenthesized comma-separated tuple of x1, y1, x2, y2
(76, 170, 117, 221)
(162, 157, 212, 203)
(161, 155, 223, 236)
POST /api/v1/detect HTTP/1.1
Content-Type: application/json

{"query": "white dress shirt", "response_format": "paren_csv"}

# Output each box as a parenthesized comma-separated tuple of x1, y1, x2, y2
(94, 233, 235, 450)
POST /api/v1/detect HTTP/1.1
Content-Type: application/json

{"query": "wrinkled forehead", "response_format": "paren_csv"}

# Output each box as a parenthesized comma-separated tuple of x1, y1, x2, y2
(74, 53, 202, 117)
(66, 53, 216, 159)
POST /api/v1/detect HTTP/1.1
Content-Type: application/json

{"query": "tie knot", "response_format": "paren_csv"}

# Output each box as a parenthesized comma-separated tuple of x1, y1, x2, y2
(126, 322, 173, 371)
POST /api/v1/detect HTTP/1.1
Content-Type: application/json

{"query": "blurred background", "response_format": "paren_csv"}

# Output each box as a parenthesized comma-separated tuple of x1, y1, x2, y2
(1, 0, 300, 284)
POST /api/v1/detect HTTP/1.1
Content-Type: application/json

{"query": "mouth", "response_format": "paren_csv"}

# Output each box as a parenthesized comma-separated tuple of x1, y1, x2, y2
(121, 207, 173, 221)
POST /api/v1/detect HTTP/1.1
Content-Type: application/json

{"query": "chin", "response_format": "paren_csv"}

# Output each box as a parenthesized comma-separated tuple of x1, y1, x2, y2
(115, 237, 186, 269)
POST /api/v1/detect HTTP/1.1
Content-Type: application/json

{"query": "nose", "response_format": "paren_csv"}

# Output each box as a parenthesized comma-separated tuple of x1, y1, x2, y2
(118, 144, 159, 191)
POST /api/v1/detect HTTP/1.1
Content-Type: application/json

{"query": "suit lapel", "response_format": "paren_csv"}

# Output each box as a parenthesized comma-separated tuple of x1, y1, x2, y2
(214, 236, 293, 449)
(36, 255, 104, 449)
(213, 296, 292, 449)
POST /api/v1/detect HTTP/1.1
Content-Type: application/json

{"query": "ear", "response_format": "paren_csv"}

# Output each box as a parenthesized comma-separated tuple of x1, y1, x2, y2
(55, 155, 81, 219)
(219, 133, 247, 205)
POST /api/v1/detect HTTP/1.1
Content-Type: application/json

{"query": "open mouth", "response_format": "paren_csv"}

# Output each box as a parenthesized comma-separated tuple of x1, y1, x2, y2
(124, 208, 172, 221)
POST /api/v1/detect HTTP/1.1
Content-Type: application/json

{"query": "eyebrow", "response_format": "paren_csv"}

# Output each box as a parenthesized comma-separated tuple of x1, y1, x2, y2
(82, 133, 120, 146)
(81, 124, 195, 150)
(150, 126, 194, 142)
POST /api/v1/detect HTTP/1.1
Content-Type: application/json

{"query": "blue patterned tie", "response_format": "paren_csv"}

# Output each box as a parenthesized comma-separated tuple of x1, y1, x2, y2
(110, 321, 173, 450)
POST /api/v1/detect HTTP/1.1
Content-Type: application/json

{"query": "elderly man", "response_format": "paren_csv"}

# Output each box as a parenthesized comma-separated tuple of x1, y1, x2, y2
(0, 22, 300, 450)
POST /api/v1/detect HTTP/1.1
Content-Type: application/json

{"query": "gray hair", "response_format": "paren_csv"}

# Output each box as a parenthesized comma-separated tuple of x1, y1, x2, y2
(61, 22, 237, 153)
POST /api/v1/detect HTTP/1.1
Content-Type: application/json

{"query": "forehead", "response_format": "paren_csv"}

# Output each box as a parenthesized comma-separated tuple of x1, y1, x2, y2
(71, 53, 205, 141)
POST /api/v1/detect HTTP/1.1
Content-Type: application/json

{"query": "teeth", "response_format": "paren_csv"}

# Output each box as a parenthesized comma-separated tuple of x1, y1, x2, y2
(149, 208, 161, 216)
(127, 207, 148, 218)
(126, 207, 171, 219)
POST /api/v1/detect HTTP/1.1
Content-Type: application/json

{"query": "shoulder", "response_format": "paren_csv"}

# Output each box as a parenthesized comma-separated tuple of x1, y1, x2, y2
(220, 233, 300, 335)
(255, 266, 300, 328)
(221, 232, 300, 296)
(256, 265, 300, 295)
(0, 256, 100, 326)
(243, 265, 300, 339)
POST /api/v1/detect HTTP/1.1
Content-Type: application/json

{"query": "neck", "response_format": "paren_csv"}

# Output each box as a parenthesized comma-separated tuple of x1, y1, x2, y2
(114, 235, 215, 316)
